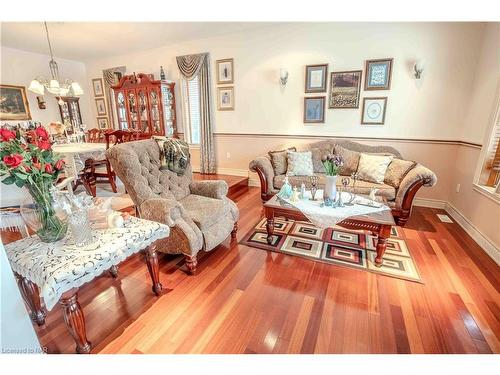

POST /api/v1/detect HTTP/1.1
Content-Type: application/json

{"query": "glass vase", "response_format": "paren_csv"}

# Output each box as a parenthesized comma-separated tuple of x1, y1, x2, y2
(323, 175, 338, 201)
(20, 181, 68, 243)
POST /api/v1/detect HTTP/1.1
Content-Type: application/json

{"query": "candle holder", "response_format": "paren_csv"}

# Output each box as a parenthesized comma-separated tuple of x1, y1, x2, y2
(310, 175, 319, 200)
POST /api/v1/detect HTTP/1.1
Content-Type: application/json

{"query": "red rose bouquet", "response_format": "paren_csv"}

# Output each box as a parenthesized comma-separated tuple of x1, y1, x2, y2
(0, 126, 68, 242)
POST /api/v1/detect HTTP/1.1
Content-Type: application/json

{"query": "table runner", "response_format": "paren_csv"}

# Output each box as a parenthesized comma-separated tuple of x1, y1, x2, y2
(282, 190, 390, 229)
(4, 217, 169, 310)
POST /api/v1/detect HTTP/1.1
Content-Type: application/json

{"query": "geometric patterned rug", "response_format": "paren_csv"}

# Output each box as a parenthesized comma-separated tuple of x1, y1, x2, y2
(241, 217, 422, 283)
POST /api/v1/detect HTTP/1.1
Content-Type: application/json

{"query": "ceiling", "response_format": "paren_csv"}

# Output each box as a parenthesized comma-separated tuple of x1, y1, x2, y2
(0, 22, 274, 61)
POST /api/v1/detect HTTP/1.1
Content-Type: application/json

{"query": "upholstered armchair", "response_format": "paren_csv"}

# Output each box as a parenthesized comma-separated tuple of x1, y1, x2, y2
(106, 139, 239, 274)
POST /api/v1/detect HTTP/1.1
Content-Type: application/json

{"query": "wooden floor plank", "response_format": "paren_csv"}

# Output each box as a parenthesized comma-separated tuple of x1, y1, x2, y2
(2, 186, 499, 354)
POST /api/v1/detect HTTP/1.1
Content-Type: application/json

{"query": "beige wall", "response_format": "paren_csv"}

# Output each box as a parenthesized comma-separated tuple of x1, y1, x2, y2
(448, 23, 500, 252)
(0, 46, 93, 128)
(85, 22, 485, 142)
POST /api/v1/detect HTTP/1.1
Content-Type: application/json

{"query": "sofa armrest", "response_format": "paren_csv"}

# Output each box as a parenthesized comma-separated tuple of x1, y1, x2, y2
(395, 164, 437, 209)
(189, 180, 228, 199)
(249, 156, 277, 200)
(138, 198, 183, 227)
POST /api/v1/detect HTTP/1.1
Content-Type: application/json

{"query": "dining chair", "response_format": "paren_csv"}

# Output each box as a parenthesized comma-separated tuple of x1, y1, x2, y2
(86, 128, 103, 143)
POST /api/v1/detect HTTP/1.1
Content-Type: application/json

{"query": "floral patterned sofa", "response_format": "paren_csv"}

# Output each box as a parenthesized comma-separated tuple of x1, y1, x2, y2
(249, 140, 437, 226)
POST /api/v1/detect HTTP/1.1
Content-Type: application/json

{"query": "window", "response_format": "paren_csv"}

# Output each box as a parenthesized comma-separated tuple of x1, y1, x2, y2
(475, 92, 500, 197)
(181, 76, 201, 145)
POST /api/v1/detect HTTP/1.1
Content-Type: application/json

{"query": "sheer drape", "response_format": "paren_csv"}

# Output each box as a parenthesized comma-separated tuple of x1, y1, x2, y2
(176, 53, 216, 174)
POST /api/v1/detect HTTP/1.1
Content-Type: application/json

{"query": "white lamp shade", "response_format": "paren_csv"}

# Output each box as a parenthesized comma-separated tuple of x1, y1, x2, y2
(49, 79, 60, 89)
(70, 82, 84, 96)
(59, 87, 70, 96)
(28, 80, 45, 95)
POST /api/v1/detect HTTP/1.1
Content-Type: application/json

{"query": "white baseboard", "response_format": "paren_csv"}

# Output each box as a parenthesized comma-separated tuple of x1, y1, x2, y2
(413, 198, 447, 209)
(444, 202, 500, 266)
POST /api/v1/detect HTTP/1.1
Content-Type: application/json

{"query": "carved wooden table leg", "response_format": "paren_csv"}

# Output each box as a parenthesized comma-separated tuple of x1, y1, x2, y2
(60, 289, 91, 354)
(109, 265, 118, 278)
(15, 274, 46, 326)
(374, 225, 392, 267)
(145, 243, 163, 295)
(265, 208, 275, 245)
(231, 222, 238, 240)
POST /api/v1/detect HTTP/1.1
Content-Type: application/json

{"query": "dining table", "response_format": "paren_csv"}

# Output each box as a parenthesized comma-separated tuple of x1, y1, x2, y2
(53, 143, 107, 180)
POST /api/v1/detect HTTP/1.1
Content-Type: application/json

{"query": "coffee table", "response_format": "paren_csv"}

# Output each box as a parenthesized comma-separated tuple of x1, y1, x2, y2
(263, 195, 395, 266)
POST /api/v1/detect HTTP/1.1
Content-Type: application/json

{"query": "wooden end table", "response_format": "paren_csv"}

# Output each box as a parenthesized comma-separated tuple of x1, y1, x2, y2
(264, 195, 395, 266)
(4, 216, 169, 354)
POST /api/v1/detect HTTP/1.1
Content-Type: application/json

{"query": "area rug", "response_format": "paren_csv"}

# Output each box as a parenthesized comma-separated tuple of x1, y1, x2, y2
(241, 217, 422, 283)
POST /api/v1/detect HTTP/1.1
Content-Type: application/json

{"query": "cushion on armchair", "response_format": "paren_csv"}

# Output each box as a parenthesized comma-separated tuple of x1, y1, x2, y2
(384, 159, 417, 188)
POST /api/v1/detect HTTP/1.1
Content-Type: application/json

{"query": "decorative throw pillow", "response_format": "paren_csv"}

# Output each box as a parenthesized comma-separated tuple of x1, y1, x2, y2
(286, 151, 314, 176)
(334, 145, 360, 175)
(356, 153, 394, 184)
(384, 159, 416, 188)
(311, 147, 329, 173)
(153, 136, 191, 175)
(268, 147, 297, 175)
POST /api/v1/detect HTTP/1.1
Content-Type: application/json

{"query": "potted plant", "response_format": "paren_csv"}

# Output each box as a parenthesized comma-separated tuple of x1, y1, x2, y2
(0, 126, 68, 242)
(321, 153, 343, 200)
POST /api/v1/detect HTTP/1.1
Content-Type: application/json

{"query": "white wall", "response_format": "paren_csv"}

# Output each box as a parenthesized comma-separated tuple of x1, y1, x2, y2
(85, 22, 485, 142)
(0, 46, 93, 128)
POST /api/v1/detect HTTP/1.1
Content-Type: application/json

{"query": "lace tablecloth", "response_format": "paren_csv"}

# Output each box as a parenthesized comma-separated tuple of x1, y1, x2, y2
(4, 216, 169, 311)
(282, 190, 391, 229)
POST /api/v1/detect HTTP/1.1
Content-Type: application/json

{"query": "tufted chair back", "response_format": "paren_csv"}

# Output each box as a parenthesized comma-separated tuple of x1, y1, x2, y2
(106, 139, 193, 207)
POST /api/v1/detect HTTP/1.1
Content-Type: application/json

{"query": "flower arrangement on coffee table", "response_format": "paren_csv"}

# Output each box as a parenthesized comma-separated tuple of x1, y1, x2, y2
(320, 153, 344, 202)
(0, 126, 67, 242)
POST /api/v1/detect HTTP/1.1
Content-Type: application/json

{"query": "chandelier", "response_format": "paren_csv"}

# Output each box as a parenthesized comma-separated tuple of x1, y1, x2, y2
(28, 22, 84, 97)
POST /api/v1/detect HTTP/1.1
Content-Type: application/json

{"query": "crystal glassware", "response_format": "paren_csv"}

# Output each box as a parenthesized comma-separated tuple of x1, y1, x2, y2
(69, 209, 94, 246)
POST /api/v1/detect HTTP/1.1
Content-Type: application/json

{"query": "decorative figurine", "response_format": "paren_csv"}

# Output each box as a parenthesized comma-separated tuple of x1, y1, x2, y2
(277, 176, 293, 199)
(369, 187, 378, 201)
(291, 186, 300, 202)
(299, 183, 307, 200)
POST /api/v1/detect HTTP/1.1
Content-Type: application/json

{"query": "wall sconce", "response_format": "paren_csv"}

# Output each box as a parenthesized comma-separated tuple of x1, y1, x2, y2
(36, 96, 46, 109)
(414, 60, 424, 79)
(279, 68, 289, 86)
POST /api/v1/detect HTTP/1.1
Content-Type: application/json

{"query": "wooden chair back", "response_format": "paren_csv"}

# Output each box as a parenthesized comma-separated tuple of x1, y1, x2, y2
(86, 128, 102, 143)
(104, 130, 139, 149)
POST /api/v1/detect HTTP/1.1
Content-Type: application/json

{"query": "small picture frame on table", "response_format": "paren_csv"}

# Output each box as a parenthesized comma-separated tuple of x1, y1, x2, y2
(364, 58, 393, 90)
(305, 64, 328, 93)
(303, 96, 326, 123)
(361, 97, 388, 125)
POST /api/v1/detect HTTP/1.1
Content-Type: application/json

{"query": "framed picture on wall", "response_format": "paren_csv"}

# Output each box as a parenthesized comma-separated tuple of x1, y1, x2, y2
(217, 87, 234, 110)
(95, 98, 107, 116)
(304, 96, 326, 123)
(364, 58, 393, 90)
(97, 117, 109, 129)
(361, 97, 388, 125)
(305, 64, 328, 93)
(216, 58, 234, 84)
(328, 70, 362, 108)
(0, 84, 32, 120)
(92, 78, 104, 97)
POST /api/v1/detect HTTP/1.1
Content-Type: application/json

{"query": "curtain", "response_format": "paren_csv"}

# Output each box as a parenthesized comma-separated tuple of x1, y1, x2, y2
(102, 66, 126, 129)
(176, 53, 216, 174)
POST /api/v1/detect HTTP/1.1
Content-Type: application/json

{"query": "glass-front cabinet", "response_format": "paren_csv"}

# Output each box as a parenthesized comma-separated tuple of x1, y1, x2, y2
(112, 73, 177, 137)
(56, 97, 83, 134)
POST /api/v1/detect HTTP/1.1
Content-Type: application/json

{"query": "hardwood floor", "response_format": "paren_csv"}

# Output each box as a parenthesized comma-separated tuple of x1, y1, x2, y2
(2, 187, 499, 354)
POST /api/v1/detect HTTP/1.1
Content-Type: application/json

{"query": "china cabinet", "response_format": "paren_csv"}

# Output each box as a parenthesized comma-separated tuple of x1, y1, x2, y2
(112, 73, 177, 138)
(56, 97, 83, 134)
